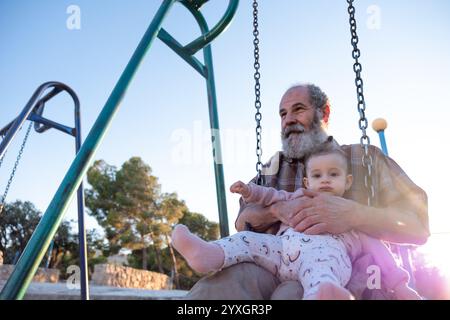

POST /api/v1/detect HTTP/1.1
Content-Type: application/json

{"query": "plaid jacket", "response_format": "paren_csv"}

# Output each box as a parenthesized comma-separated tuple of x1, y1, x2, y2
(237, 143, 428, 299)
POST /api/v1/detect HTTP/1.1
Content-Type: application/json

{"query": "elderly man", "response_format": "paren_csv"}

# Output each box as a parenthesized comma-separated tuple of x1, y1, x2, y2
(185, 84, 429, 300)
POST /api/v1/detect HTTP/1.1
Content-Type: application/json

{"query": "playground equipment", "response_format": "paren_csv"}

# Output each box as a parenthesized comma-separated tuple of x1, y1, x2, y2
(0, 82, 89, 299)
(0, 0, 418, 299)
(0, 0, 238, 300)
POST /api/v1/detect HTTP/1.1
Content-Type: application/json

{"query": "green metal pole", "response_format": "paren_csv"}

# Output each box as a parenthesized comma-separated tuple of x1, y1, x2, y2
(183, 0, 239, 55)
(186, 7, 230, 237)
(158, 1, 239, 236)
(0, 0, 176, 300)
(204, 45, 229, 237)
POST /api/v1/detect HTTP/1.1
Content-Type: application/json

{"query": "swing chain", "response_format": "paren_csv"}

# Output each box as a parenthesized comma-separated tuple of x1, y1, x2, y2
(347, 0, 375, 206)
(0, 151, 6, 170)
(253, 0, 263, 185)
(0, 132, 7, 169)
(0, 121, 33, 215)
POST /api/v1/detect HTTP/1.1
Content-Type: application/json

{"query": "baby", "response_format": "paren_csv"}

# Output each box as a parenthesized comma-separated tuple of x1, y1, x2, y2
(172, 143, 420, 300)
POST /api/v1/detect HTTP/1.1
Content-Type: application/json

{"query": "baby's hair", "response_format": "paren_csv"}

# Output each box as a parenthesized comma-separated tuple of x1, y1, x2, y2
(304, 136, 350, 174)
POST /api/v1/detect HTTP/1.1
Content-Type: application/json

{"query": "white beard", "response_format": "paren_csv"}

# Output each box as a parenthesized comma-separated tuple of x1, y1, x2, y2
(281, 123, 328, 160)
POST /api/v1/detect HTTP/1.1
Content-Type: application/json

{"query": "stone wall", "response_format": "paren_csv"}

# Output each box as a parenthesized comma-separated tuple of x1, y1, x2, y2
(92, 264, 169, 290)
(0, 265, 60, 283)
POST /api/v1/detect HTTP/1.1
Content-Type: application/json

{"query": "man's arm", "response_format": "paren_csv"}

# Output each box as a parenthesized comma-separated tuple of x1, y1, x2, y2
(352, 201, 430, 245)
(351, 145, 430, 244)
(288, 191, 429, 245)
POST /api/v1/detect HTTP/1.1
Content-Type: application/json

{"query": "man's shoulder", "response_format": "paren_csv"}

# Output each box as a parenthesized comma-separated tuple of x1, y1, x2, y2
(341, 143, 384, 156)
(264, 151, 283, 164)
(261, 151, 283, 176)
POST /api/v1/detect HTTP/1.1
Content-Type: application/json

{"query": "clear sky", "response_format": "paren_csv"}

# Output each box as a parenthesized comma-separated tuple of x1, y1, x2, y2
(1, 0, 449, 271)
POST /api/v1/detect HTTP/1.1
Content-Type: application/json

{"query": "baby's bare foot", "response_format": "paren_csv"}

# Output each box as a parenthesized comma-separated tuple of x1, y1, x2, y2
(171, 224, 224, 274)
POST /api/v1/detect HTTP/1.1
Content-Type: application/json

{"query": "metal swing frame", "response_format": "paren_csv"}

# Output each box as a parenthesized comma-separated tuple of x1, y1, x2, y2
(0, 82, 89, 299)
(0, 0, 239, 300)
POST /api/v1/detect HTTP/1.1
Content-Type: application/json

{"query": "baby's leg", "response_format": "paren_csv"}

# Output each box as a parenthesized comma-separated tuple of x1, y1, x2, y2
(304, 282, 354, 300)
(172, 224, 224, 273)
(172, 225, 283, 276)
(289, 233, 353, 300)
(216, 230, 283, 276)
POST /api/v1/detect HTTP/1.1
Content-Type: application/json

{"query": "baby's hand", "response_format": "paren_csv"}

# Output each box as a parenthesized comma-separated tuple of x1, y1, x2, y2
(230, 181, 251, 198)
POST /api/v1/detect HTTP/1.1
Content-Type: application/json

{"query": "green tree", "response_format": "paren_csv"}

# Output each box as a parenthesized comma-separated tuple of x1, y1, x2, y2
(46, 220, 78, 269)
(55, 227, 108, 279)
(0, 201, 42, 264)
(0, 200, 103, 278)
(176, 210, 220, 289)
(128, 208, 220, 289)
(85, 157, 160, 269)
(85, 156, 221, 288)
(178, 210, 220, 241)
(154, 192, 187, 288)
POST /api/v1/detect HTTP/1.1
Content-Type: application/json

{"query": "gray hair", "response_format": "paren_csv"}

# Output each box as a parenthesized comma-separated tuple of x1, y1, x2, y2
(288, 83, 329, 111)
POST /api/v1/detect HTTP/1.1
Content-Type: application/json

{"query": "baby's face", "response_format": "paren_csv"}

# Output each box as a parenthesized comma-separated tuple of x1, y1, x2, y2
(304, 154, 352, 197)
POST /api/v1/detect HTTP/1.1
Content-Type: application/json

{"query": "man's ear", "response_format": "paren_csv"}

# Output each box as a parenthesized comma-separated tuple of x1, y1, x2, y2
(345, 174, 353, 191)
(303, 177, 309, 189)
(322, 103, 330, 125)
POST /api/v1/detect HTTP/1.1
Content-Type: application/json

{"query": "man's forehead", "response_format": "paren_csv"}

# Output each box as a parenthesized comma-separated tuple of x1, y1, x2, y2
(279, 86, 310, 109)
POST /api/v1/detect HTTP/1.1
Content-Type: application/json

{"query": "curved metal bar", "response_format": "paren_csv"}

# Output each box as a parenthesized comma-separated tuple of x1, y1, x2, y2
(34, 85, 79, 133)
(29, 113, 75, 136)
(33, 101, 51, 133)
(181, 0, 209, 9)
(0, 81, 89, 300)
(0, 82, 78, 159)
(182, 0, 239, 55)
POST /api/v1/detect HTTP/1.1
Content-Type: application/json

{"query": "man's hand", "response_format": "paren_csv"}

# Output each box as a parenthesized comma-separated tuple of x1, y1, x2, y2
(289, 192, 360, 235)
(270, 190, 318, 226)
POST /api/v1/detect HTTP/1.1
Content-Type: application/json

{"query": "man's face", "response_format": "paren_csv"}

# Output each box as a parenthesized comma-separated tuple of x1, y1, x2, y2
(279, 87, 327, 159)
(279, 86, 316, 133)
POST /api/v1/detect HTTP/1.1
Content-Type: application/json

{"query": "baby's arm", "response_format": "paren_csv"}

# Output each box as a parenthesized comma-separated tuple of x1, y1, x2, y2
(230, 181, 303, 206)
(230, 181, 252, 198)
